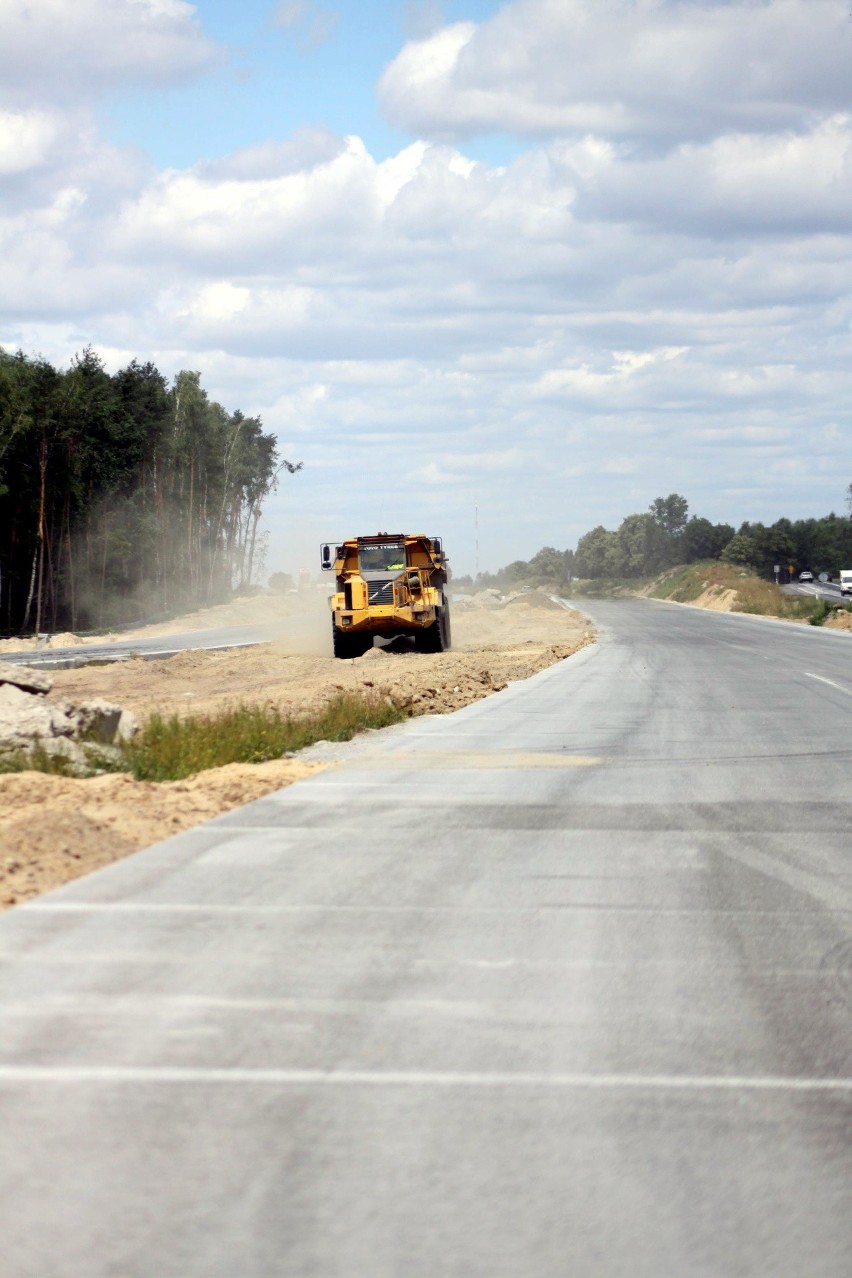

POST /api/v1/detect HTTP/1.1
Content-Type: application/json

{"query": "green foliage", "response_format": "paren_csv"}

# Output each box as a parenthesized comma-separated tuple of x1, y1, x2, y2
(0, 694, 409, 781)
(0, 744, 81, 777)
(807, 600, 852, 627)
(681, 517, 734, 561)
(0, 346, 299, 637)
(720, 533, 758, 566)
(574, 525, 616, 578)
(565, 577, 641, 598)
(474, 546, 574, 590)
(574, 496, 697, 579)
(649, 493, 689, 538)
(568, 487, 852, 584)
(122, 694, 408, 782)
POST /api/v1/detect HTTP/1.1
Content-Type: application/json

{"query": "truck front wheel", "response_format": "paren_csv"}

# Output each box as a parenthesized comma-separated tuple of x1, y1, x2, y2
(415, 605, 451, 653)
(332, 626, 372, 659)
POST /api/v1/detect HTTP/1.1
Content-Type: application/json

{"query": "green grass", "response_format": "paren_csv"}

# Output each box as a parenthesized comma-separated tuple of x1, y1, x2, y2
(564, 577, 648, 598)
(0, 692, 409, 782)
(122, 693, 408, 782)
(0, 744, 81, 777)
(807, 600, 852, 627)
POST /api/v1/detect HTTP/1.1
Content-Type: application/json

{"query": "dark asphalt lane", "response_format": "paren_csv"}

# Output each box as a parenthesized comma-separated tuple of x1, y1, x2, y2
(0, 624, 273, 668)
(1, 599, 851, 1276)
(784, 579, 848, 603)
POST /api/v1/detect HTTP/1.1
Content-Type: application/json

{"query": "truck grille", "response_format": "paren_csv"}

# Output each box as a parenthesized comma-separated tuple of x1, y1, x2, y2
(367, 580, 394, 605)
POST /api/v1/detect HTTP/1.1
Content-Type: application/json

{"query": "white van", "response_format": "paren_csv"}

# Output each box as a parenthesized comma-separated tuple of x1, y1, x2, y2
(840, 570, 852, 597)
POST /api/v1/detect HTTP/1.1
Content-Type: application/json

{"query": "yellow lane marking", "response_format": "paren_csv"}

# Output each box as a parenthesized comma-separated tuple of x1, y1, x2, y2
(359, 752, 604, 770)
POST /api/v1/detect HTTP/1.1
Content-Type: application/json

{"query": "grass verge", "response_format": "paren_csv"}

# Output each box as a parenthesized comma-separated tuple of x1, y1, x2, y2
(0, 744, 82, 777)
(562, 578, 647, 598)
(122, 692, 408, 782)
(649, 562, 824, 621)
(807, 600, 852, 627)
(0, 692, 409, 782)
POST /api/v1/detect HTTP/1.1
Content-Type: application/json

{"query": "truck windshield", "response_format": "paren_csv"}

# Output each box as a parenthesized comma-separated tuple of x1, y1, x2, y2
(359, 543, 406, 572)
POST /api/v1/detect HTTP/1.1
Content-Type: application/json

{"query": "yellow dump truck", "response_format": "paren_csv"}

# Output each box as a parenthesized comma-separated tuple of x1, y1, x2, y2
(321, 532, 451, 659)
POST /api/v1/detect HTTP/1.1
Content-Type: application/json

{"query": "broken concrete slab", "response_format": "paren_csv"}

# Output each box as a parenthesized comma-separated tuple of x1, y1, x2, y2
(60, 697, 123, 744)
(0, 683, 76, 748)
(0, 661, 53, 696)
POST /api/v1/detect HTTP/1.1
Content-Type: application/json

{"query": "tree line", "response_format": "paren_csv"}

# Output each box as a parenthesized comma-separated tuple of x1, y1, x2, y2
(0, 347, 299, 636)
(465, 491, 852, 588)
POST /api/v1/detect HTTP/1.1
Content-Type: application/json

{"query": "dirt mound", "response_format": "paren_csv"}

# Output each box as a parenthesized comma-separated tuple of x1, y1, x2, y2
(0, 595, 594, 908)
(503, 591, 563, 611)
(0, 759, 327, 906)
(692, 585, 738, 611)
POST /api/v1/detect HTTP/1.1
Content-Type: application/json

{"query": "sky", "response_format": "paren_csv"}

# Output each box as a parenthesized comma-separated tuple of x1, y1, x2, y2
(2, 0, 852, 577)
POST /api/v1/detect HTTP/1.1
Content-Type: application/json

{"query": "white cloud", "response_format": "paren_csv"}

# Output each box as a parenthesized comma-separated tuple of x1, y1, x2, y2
(0, 111, 63, 175)
(378, 0, 851, 145)
(273, 1, 307, 27)
(601, 457, 639, 475)
(574, 117, 852, 235)
(3, 0, 852, 570)
(272, 0, 340, 49)
(112, 137, 383, 265)
(0, 0, 218, 108)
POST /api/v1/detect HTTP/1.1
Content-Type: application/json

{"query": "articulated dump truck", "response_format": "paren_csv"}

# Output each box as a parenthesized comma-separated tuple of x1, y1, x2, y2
(321, 532, 451, 659)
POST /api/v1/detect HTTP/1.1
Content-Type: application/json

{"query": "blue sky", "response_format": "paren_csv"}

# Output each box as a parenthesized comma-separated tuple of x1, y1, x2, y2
(2, 0, 851, 577)
(102, 1, 511, 169)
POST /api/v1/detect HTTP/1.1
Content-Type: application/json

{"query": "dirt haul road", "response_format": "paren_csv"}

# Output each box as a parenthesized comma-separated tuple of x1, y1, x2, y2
(0, 590, 593, 908)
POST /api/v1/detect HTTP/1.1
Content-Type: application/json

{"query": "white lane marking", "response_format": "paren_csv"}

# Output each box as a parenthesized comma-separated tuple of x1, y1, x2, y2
(804, 672, 852, 697)
(0, 1065, 850, 1092)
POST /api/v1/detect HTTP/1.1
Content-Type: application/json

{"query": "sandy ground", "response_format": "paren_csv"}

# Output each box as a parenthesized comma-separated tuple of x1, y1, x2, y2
(690, 585, 739, 611)
(0, 591, 592, 908)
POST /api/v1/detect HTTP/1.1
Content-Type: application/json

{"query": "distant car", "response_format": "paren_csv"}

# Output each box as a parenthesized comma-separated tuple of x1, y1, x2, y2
(799, 571, 814, 582)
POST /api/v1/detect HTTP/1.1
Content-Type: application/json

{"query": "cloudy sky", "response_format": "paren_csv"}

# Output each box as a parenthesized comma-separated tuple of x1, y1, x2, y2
(2, 0, 851, 576)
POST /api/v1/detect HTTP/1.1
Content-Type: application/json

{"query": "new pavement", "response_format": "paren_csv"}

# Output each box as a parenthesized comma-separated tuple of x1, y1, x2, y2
(1, 598, 851, 1276)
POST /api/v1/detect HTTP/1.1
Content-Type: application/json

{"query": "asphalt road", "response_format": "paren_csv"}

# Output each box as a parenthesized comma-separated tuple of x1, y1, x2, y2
(0, 623, 273, 669)
(1, 598, 851, 1277)
(783, 578, 848, 603)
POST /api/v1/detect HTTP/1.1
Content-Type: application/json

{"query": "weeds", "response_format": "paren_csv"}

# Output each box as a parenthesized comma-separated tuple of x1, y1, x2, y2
(122, 693, 408, 782)
(567, 578, 645, 598)
(0, 692, 408, 783)
(0, 744, 81, 777)
(649, 562, 825, 621)
(807, 600, 852, 627)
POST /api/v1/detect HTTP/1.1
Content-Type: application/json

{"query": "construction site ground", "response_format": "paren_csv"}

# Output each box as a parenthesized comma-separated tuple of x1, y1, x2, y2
(0, 590, 593, 908)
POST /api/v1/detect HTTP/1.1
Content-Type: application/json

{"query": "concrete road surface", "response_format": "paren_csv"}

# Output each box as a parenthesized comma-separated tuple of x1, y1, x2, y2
(1, 598, 851, 1277)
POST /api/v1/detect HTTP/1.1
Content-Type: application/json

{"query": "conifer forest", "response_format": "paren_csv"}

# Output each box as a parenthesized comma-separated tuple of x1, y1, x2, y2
(0, 347, 299, 636)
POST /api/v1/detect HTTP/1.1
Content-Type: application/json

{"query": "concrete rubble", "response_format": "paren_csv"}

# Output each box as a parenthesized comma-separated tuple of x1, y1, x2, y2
(0, 661, 138, 772)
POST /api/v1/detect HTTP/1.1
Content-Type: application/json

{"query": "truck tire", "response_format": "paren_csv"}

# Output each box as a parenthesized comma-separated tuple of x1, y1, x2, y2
(415, 605, 451, 653)
(332, 626, 372, 659)
(440, 603, 452, 650)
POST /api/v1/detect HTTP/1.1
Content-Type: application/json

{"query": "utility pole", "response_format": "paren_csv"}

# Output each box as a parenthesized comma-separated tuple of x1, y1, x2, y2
(475, 501, 479, 582)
